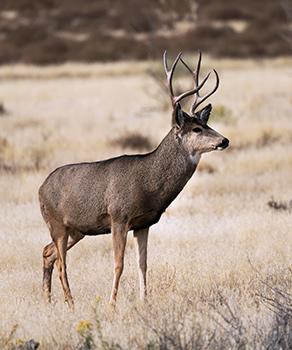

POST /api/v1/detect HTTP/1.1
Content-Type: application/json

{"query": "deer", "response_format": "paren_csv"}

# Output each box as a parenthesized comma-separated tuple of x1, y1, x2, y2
(39, 51, 229, 309)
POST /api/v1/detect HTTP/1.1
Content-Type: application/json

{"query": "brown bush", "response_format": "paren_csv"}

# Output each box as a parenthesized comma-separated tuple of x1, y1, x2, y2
(108, 8, 159, 33)
(110, 133, 154, 152)
(107, 0, 191, 33)
(268, 197, 292, 213)
(0, 102, 8, 116)
(179, 24, 235, 53)
(73, 34, 149, 62)
(0, 0, 290, 64)
(6, 26, 49, 46)
(0, 0, 54, 13)
(262, 1, 288, 23)
(197, 0, 286, 22)
(198, 3, 253, 21)
(266, 40, 291, 57)
(213, 33, 264, 58)
(21, 37, 69, 65)
(256, 130, 281, 148)
(213, 18, 291, 58)
(0, 41, 19, 64)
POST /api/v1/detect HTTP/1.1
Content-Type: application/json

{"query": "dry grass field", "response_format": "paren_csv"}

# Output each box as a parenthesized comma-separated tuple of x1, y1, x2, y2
(1, 55, 292, 349)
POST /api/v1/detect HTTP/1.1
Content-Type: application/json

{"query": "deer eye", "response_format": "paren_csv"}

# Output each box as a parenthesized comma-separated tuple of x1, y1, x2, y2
(193, 127, 202, 133)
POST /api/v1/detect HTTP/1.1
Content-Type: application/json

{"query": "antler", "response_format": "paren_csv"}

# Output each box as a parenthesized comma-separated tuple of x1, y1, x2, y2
(180, 51, 219, 116)
(163, 51, 210, 108)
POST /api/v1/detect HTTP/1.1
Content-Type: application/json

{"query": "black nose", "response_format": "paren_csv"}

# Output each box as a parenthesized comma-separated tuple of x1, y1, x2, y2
(222, 138, 229, 148)
(217, 138, 229, 149)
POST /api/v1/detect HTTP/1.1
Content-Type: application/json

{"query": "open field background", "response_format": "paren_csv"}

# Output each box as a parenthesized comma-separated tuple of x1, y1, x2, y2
(0, 55, 292, 349)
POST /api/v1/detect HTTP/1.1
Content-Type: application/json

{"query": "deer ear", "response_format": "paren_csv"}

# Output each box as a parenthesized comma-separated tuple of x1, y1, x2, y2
(172, 103, 185, 129)
(196, 103, 212, 124)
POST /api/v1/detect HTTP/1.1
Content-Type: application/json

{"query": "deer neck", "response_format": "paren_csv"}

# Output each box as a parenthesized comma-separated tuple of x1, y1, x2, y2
(155, 127, 201, 167)
(147, 128, 200, 198)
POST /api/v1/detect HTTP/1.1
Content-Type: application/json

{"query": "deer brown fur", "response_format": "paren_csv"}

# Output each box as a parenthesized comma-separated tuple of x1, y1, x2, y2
(39, 51, 229, 309)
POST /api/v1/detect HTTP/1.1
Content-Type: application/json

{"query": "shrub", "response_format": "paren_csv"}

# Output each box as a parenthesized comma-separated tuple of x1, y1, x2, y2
(0, 0, 290, 64)
(214, 18, 291, 58)
(198, 3, 253, 21)
(0, 42, 19, 64)
(73, 34, 149, 62)
(268, 197, 292, 213)
(210, 104, 235, 125)
(8, 26, 48, 46)
(256, 130, 280, 148)
(0, 102, 8, 116)
(179, 24, 235, 54)
(259, 286, 292, 348)
(110, 132, 154, 152)
(21, 37, 69, 65)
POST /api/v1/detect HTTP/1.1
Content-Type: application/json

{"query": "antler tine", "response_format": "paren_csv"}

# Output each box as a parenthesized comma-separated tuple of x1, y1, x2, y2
(163, 51, 182, 103)
(180, 52, 219, 116)
(163, 51, 210, 107)
(175, 71, 211, 106)
(180, 51, 201, 109)
(180, 50, 202, 87)
(190, 69, 219, 115)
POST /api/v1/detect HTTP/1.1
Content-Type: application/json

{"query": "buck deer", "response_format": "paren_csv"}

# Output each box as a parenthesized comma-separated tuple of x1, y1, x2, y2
(39, 51, 229, 309)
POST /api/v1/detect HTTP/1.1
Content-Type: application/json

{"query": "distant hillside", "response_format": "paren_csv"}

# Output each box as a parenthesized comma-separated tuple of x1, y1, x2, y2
(0, 0, 291, 64)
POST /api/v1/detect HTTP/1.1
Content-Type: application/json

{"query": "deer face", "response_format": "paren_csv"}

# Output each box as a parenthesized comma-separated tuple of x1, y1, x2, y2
(173, 103, 229, 156)
(164, 51, 229, 158)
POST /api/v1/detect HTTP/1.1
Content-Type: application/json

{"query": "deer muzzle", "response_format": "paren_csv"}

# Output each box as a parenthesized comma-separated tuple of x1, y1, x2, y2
(215, 137, 229, 150)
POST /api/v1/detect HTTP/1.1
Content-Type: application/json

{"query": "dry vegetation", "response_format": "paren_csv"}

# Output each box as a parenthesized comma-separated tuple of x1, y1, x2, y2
(0, 55, 292, 349)
(0, 0, 291, 64)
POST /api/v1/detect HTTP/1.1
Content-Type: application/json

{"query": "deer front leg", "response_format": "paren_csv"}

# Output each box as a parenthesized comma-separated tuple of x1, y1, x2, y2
(110, 223, 128, 307)
(133, 228, 149, 301)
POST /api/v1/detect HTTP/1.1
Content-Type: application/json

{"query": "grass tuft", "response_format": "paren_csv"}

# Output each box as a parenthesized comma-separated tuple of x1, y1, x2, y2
(268, 197, 292, 213)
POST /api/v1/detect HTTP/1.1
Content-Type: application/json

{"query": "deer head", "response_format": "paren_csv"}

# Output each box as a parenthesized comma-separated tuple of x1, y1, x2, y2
(163, 51, 229, 156)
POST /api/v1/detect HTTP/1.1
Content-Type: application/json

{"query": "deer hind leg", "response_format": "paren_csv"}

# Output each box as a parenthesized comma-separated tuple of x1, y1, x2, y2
(43, 230, 84, 306)
(110, 223, 128, 306)
(43, 241, 57, 303)
(133, 228, 149, 301)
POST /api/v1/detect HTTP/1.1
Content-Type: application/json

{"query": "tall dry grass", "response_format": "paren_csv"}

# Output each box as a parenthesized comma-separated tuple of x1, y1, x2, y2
(0, 56, 292, 349)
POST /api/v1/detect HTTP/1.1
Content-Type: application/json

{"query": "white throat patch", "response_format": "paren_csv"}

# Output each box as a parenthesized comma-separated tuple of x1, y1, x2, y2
(190, 153, 201, 165)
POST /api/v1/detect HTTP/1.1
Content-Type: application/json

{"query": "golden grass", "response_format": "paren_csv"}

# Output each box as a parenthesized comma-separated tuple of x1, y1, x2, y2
(0, 57, 292, 349)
